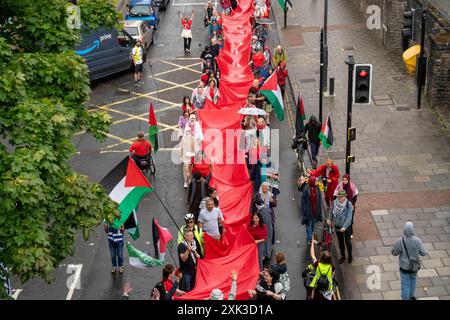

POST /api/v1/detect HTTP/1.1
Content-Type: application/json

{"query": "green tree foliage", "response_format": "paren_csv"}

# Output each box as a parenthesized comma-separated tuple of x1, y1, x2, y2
(0, 0, 123, 287)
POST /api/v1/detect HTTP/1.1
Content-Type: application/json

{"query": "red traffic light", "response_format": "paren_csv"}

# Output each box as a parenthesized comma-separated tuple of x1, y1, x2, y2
(359, 70, 368, 77)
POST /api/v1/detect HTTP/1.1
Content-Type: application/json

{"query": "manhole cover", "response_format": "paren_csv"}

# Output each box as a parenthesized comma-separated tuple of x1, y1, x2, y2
(341, 46, 356, 51)
(299, 78, 316, 83)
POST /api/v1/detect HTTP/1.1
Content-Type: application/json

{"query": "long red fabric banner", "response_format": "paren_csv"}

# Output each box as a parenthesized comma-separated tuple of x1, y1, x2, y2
(175, 0, 259, 300)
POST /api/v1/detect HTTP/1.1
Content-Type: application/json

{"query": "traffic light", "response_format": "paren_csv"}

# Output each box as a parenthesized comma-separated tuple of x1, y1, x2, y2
(353, 64, 372, 104)
(402, 10, 414, 51)
(348, 127, 356, 141)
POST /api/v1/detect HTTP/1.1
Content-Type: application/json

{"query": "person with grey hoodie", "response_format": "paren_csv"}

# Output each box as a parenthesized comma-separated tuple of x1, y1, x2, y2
(392, 221, 427, 300)
(327, 190, 353, 264)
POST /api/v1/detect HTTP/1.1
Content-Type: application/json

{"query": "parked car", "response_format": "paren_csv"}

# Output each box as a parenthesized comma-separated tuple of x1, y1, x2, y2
(125, 0, 159, 29)
(154, 0, 169, 10)
(123, 20, 154, 51)
(74, 28, 139, 81)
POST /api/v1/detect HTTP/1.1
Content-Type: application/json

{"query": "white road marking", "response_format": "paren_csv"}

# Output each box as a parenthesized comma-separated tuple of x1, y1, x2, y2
(11, 289, 23, 300)
(66, 264, 83, 300)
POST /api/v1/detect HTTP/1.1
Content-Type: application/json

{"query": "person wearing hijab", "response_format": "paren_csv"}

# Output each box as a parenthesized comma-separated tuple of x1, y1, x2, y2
(328, 190, 353, 264)
(334, 174, 358, 238)
(178, 110, 190, 141)
(180, 125, 195, 188)
(301, 176, 323, 245)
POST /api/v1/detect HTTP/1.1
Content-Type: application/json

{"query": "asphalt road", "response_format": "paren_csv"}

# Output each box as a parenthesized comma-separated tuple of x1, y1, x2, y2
(10, 1, 310, 300)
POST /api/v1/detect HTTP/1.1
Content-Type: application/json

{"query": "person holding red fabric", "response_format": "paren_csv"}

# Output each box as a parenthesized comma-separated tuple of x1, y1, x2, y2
(181, 96, 195, 113)
(300, 176, 323, 245)
(205, 79, 219, 104)
(192, 153, 212, 185)
(277, 61, 289, 98)
(162, 264, 185, 298)
(308, 158, 340, 207)
(248, 212, 268, 271)
(250, 48, 265, 76)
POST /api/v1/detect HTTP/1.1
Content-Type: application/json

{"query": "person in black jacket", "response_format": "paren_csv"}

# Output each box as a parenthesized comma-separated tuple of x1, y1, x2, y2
(301, 176, 323, 245)
(303, 116, 321, 169)
(187, 172, 208, 221)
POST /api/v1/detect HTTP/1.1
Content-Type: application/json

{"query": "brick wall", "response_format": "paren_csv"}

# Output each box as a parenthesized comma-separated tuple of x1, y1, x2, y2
(428, 34, 450, 108)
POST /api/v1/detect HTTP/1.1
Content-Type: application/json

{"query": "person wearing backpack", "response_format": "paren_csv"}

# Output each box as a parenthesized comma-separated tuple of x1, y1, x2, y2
(271, 252, 290, 298)
(392, 221, 427, 300)
(308, 240, 335, 300)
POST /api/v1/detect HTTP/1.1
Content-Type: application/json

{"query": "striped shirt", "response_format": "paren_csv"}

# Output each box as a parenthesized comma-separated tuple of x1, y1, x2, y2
(107, 226, 124, 243)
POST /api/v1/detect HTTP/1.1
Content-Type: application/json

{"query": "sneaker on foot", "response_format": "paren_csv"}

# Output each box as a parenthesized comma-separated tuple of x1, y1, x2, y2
(184, 182, 188, 188)
(348, 255, 353, 264)
(410, 296, 416, 300)
(186, 49, 191, 53)
(111, 267, 117, 274)
(338, 256, 346, 264)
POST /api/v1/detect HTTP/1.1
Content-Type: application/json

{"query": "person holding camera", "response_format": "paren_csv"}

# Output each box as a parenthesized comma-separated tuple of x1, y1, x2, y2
(392, 221, 427, 300)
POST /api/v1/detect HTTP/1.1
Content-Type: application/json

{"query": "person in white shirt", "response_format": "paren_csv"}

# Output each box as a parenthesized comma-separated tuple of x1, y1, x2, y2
(198, 198, 225, 240)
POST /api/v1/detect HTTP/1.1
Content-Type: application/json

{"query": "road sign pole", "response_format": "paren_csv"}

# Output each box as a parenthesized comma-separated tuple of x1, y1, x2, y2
(319, 28, 324, 123)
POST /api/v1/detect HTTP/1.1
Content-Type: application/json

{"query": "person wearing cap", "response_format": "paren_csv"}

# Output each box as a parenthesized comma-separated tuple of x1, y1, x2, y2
(210, 270, 238, 300)
(178, 213, 204, 256)
(129, 131, 152, 166)
(328, 190, 353, 264)
(272, 45, 287, 67)
(333, 174, 358, 238)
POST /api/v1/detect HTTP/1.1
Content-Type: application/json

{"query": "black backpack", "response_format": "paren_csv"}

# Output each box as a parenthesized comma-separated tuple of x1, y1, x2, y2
(315, 266, 330, 292)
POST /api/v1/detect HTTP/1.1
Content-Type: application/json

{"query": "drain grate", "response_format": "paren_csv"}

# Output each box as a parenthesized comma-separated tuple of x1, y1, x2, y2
(341, 46, 356, 51)
(373, 94, 396, 106)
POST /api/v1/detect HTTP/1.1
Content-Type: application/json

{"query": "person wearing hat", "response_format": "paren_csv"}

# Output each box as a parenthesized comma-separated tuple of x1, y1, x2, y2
(333, 174, 359, 238)
(328, 190, 353, 264)
(178, 213, 205, 256)
(210, 270, 238, 300)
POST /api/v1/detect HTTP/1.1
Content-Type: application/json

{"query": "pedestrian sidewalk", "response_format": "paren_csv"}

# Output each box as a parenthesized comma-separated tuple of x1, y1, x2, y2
(271, 0, 450, 300)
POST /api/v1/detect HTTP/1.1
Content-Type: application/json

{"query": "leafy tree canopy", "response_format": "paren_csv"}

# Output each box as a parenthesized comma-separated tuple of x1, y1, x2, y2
(0, 0, 123, 290)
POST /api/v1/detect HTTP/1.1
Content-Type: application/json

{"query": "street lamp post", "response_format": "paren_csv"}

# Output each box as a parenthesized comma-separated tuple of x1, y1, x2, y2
(323, 0, 329, 93)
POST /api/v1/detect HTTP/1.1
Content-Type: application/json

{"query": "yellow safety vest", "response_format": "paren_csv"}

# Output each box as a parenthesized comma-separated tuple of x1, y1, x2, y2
(309, 262, 333, 292)
(132, 46, 143, 63)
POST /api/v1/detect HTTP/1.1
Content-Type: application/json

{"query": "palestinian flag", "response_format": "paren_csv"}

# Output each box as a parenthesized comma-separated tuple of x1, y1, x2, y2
(319, 113, 334, 149)
(149, 103, 159, 153)
(100, 156, 153, 229)
(152, 218, 173, 261)
(295, 93, 306, 136)
(126, 242, 164, 268)
(260, 72, 284, 121)
(124, 208, 140, 241)
(278, 0, 292, 10)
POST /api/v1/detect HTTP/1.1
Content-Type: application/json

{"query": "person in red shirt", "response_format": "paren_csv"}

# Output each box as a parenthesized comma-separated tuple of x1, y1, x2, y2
(179, 11, 194, 53)
(277, 61, 289, 98)
(250, 48, 265, 76)
(129, 131, 152, 166)
(161, 264, 185, 299)
(247, 212, 268, 271)
(308, 158, 340, 207)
